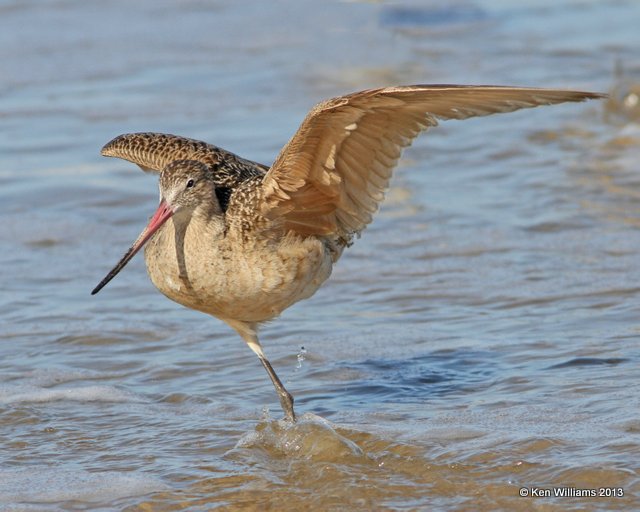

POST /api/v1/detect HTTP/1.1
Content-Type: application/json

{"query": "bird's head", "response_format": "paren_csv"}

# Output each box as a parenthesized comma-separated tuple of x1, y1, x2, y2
(91, 159, 219, 295)
(159, 159, 218, 216)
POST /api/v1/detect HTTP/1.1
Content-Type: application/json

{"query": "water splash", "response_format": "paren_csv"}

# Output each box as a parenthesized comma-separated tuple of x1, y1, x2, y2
(296, 346, 307, 370)
(235, 413, 364, 460)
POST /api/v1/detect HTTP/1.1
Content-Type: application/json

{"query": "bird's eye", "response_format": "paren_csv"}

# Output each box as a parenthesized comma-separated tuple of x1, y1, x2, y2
(186, 179, 195, 189)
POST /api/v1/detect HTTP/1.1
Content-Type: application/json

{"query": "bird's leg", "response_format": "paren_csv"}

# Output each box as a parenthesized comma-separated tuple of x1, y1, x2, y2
(258, 355, 296, 423)
(228, 320, 296, 422)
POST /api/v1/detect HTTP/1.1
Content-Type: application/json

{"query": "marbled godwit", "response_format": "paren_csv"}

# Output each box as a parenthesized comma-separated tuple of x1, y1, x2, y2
(92, 85, 604, 422)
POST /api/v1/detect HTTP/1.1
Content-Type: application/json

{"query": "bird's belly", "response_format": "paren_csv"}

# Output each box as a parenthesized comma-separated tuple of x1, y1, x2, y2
(144, 227, 332, 323)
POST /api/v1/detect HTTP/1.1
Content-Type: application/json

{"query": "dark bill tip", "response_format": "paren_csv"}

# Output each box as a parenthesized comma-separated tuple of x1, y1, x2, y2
(91, 245, 137, 295)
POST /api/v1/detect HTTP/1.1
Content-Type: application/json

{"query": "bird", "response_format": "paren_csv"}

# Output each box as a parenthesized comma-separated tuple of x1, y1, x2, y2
(92, 84, 604, 422)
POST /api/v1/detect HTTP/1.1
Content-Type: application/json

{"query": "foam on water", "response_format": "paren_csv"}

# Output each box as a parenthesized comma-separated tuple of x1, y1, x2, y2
(0, 468, 166, 504)
(0, 367, 145, 405)
(0, 384, 142, 405)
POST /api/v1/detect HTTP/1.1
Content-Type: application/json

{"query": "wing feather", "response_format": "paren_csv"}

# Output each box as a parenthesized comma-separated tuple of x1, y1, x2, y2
(260, 85, 604, 237)
(100, 132, 268, 177)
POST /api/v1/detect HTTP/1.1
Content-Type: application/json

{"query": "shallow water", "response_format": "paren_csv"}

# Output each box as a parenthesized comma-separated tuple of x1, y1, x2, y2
(1, 0, 640, 510)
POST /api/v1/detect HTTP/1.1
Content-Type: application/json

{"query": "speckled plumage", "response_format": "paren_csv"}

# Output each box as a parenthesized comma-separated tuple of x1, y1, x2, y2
(93, 84, 605, 421)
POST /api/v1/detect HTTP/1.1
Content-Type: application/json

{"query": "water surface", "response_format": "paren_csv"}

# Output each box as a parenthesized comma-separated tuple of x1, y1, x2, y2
(1, 0, 639, 510)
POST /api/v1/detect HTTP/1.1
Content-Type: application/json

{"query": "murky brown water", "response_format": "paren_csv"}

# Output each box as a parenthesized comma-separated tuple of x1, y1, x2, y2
(1, 0, 640, 510)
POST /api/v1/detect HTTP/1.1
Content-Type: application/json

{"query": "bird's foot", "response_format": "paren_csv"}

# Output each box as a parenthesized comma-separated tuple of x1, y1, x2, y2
(280, 390, 296, 423)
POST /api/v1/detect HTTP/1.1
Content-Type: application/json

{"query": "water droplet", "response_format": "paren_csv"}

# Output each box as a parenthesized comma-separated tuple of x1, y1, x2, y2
(296, 346, 307, 369)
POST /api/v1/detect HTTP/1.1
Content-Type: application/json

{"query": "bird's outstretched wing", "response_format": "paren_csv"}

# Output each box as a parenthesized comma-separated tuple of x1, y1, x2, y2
(101, 132, 268, 183)
(260, 85, 604, 237)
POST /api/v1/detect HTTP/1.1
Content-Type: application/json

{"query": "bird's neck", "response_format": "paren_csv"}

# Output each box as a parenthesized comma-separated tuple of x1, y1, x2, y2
(173, 203, 225, 239)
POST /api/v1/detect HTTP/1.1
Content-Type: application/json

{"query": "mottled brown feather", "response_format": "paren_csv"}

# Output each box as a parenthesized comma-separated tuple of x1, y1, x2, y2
(260, 85, 605, 238)
(101, 132, 268, 188)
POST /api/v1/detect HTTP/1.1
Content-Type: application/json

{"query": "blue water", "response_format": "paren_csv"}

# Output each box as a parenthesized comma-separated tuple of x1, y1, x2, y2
(1, 0, 639, 510)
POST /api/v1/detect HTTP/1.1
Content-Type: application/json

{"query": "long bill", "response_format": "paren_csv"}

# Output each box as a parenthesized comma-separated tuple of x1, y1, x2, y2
(91, 200, 174, 295)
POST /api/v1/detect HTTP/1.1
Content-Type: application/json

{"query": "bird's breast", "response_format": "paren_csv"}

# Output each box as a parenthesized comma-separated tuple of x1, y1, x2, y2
(143, 217, 333, 323)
